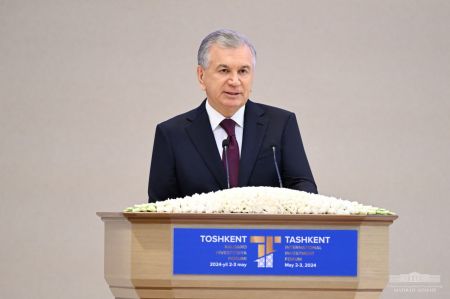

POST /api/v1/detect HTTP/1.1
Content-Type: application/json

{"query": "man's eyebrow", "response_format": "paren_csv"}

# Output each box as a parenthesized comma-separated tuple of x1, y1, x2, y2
(216, 64, 229, 69)
(216, 64, 251, 69)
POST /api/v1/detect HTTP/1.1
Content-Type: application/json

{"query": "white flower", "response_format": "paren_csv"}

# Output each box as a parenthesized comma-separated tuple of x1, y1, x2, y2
(124, 187, 395, 215)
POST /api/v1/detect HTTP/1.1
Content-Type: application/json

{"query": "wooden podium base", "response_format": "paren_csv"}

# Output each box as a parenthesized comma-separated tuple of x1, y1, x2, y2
(110, 287, 383, 299)
(98, 212, 397, 299)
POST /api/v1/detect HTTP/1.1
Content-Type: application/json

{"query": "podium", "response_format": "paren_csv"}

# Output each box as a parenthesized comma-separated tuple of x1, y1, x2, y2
(97, 212, 397, 299)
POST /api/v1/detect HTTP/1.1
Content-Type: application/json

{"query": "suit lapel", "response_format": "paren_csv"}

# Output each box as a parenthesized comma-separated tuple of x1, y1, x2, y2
(239, 101, 268, 186)
(185, 101, 227, 188)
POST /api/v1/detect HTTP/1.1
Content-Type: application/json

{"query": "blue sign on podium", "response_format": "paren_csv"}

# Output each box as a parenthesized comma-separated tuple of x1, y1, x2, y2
(173, 228, 358, 276)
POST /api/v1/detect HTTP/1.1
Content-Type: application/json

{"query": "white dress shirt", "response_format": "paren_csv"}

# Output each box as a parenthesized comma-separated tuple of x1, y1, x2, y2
(205, 100, 245, 159)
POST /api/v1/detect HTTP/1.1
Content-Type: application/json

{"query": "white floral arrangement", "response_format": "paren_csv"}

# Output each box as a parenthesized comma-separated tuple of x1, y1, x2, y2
(124, 187, 395, 216)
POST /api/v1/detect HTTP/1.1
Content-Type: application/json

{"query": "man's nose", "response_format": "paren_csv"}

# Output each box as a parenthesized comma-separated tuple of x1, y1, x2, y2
(228, 72, 241, 85)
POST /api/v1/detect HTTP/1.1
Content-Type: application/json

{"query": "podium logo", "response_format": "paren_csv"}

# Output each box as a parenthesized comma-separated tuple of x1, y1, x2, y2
(250, 236, 281, 268)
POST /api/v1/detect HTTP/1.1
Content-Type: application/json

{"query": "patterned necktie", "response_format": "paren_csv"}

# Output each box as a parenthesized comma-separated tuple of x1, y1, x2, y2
(220, 119, 239, 188)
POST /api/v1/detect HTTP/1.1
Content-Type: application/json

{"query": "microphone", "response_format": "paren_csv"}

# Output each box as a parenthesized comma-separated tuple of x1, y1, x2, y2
(272, 146, 283, 188)
(222, 138, 231, 189)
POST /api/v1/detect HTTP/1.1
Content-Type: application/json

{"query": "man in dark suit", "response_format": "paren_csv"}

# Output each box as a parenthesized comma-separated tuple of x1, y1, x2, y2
(148, 29, 317, 202)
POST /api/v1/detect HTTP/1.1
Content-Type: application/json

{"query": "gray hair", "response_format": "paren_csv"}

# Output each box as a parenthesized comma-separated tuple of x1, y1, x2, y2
(197, 29, 257, 68)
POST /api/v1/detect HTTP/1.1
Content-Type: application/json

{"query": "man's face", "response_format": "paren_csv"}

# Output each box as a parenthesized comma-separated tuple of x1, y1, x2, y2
(197, 44, 254, 117)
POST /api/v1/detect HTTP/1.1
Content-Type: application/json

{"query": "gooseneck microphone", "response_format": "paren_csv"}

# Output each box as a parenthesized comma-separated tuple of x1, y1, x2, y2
(272, 146, 283, 188)
(222, 138, 231, 189)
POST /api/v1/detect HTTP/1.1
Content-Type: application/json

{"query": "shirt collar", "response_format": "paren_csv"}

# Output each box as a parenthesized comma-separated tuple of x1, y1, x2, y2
(205, 99, 246, 130)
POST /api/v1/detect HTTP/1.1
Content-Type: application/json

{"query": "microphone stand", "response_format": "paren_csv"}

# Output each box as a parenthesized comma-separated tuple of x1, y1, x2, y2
(272, 146, 283, 188)
(222, 138, 231, 189)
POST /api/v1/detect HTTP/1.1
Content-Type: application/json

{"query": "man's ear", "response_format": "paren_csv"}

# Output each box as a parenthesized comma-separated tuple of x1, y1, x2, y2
(197, 65, 206, 91)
